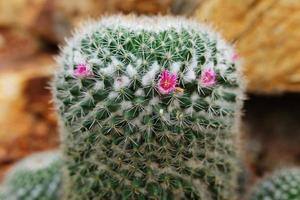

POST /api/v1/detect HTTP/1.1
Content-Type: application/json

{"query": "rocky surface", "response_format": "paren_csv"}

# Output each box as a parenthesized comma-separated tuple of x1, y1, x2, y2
(0, 0, 172, 43)
(194, 0, 300, 94)
(0, 28, 41, 62)
(0, 54, 59, 180)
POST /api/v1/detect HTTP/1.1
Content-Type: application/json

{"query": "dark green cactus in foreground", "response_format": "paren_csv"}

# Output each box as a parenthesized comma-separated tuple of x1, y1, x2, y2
(0, 151, 62, 200)
(250, 168, 300, 200)
(53, 15, 244, 199)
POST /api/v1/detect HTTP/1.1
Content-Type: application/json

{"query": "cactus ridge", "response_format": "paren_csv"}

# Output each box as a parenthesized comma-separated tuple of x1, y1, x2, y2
(53, 16, 244, 200)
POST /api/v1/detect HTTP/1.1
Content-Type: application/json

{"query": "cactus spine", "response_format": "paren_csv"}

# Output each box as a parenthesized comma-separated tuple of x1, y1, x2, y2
(53, 15, 244, 200)
(0, 151, 62, 200)
(250, 168, 300, 200)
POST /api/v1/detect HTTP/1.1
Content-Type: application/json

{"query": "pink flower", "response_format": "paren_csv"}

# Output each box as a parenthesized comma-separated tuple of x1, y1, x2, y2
(158, 69, 177, 94)
(232, 53, 239, 62)
(199, 68, 216, 87)
(73, 64, 92, 78)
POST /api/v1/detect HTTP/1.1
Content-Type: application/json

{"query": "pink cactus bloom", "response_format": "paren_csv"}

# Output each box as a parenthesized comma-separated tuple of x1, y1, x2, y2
(199, 68, 216, 87)
(73, 63, 92, 78)
(158, 69, 177, 94)
(232, 53, 239, 62)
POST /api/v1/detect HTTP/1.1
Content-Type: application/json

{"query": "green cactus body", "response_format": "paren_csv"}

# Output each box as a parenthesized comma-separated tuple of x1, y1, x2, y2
(53, 16, 244, 200)
(0, 151, 62, 200)
(250, 168, 300, 200)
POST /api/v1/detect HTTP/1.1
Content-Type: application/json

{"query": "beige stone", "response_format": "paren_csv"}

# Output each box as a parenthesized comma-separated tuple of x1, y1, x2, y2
(194, 0, 300, 94)
(0, 54, 59, 168)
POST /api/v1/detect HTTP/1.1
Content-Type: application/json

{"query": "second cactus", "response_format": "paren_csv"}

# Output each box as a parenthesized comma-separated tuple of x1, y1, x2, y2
(0, 151, 62, 200)
(250, 168, 300, 200)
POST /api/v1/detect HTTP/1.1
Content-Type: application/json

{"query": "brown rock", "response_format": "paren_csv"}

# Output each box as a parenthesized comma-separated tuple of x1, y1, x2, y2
(39, 0, 172, 42)
(0, 28, 41, 63)
(171, 0, 202, 16)
(0, 54, 59, 168)
(0, 0, 172, 43)
(194, 0, 300, 94)
(113, 0, 171, 14)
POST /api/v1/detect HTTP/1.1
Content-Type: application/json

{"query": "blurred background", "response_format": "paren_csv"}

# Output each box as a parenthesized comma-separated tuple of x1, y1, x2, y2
(0, 0, 299, 194)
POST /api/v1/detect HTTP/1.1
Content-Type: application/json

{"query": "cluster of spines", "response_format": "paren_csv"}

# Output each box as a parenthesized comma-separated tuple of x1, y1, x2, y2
(53, 16, 243, 200)
(0, 151, 62, 200)
(250, 168, 300, 200)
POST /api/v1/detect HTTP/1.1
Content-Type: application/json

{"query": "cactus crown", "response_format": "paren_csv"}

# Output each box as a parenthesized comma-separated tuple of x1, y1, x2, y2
(250, 168, 300, 200)
(53, 15, 244, 200)
(0, 151, 62, 200)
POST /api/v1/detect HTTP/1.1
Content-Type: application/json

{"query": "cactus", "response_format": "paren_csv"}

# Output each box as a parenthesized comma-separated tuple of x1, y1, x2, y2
(0, 151, 62, 200)
(53, 15, 244, 200)
(250, 168, 300, 200)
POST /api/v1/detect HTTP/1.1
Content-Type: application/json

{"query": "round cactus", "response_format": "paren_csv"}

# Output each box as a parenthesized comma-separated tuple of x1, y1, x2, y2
(53, 15, 244, 199)
(0, 151, 62, 200)
(250, 168, 300, 200)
